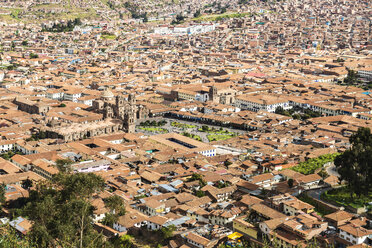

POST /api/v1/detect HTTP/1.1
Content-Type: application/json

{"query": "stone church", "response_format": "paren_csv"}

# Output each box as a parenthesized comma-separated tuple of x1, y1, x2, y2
(92, 89, 148, 133)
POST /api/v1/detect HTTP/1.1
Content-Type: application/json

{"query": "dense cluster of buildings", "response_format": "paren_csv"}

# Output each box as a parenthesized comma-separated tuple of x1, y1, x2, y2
(0, 0, 371, 247)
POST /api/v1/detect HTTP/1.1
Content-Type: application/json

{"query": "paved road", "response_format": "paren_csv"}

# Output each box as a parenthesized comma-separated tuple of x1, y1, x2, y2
(306, 187, 343, 211)
(325, 162, 340, 178)
(307, 187, 331, 200)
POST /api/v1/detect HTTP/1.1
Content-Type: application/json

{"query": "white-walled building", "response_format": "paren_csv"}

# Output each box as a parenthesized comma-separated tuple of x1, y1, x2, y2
(339, 223, 372, 245)
(235, 95, 290, 113)
(0, 140, 16, 153)
(154, 24, 216, 36)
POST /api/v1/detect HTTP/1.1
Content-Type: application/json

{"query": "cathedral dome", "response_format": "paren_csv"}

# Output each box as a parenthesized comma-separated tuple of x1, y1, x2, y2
(101, 89, 114, 100)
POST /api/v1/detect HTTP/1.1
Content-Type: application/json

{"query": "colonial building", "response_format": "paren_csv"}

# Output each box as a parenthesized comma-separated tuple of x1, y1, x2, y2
(13, 97, 50, 115)
(92, 90, 148, 133)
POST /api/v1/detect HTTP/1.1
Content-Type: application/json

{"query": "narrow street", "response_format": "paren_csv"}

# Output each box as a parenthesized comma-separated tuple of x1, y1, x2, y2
(325, 162, 340, 178)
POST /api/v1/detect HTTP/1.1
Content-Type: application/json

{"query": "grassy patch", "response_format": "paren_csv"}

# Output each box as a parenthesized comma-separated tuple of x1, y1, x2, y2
(0, 8, 22, 22)
(138, 127, 168, 134)
(101, 34, 117, 39)
(10, 9, 22, 20)
(53, 8, 98, 20)
(171, 122, 196, 129)
(29, 5, 98, 21)
(182, 132, 201, 141)
(198, 126, 236, 141)
(207, 134, 236, 142)
(322, 187, 372, 210)
(291, 153, 340, 175)
(32, 3, 62, 9)
(193, 12, 252, 22)
(198, 126, 232, 134)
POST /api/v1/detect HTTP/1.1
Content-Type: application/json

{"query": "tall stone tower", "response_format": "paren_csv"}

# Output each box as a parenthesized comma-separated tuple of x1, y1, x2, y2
(209, 86, 218, 103)
(128, 93, 136, 105)
(116, 95, 125, 108)
(103, 104, 113, 119)
(124, 111, 135, 133)
(124, 93, 136, 133)
(100, 92, 138, 133)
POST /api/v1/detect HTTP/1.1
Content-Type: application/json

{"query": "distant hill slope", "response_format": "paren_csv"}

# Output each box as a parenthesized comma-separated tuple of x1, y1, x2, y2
(0, 0, 127, 22)
(0, 0, 241, 23)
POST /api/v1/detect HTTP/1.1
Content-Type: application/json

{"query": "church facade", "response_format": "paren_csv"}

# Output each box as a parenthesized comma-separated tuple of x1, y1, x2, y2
(92, 90, 148, 133)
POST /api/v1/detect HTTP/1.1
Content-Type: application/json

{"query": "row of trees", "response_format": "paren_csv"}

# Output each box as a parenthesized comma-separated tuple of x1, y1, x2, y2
(140, 120, 166, 127)
(181, 132, 202, 141)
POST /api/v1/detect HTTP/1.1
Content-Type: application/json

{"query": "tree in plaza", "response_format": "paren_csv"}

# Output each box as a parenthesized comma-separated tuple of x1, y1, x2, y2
(334, 127, 372, 197)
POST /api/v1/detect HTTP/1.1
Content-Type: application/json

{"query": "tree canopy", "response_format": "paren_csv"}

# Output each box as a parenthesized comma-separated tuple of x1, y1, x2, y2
(334, 127, 372, 197)
(102, 195, 126, 227)
(21, 172, 109, 248)
(343, 69, 362, 86)
(0, 183, 6, 206)
(0, 224, 36, 248)
(160, 225, 176, 240)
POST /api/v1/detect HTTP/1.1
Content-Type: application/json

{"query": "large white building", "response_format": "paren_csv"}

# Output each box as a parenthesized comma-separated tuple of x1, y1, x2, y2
(235, 94, 290, 113)
(154, 23, 216, 36)
(358, 67, 372, 81)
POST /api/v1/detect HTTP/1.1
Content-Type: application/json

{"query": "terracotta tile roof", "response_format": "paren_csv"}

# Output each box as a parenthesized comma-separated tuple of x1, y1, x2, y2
(147, 215, 168, 226)
(186, 232, 211, 246)
(325, 211, 353, 222)
(339, 223, 372, 237)
(296, 173, 322, 184)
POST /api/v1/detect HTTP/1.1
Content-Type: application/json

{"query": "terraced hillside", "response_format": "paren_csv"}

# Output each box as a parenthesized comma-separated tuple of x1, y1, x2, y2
(0, 0, 242, 23)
